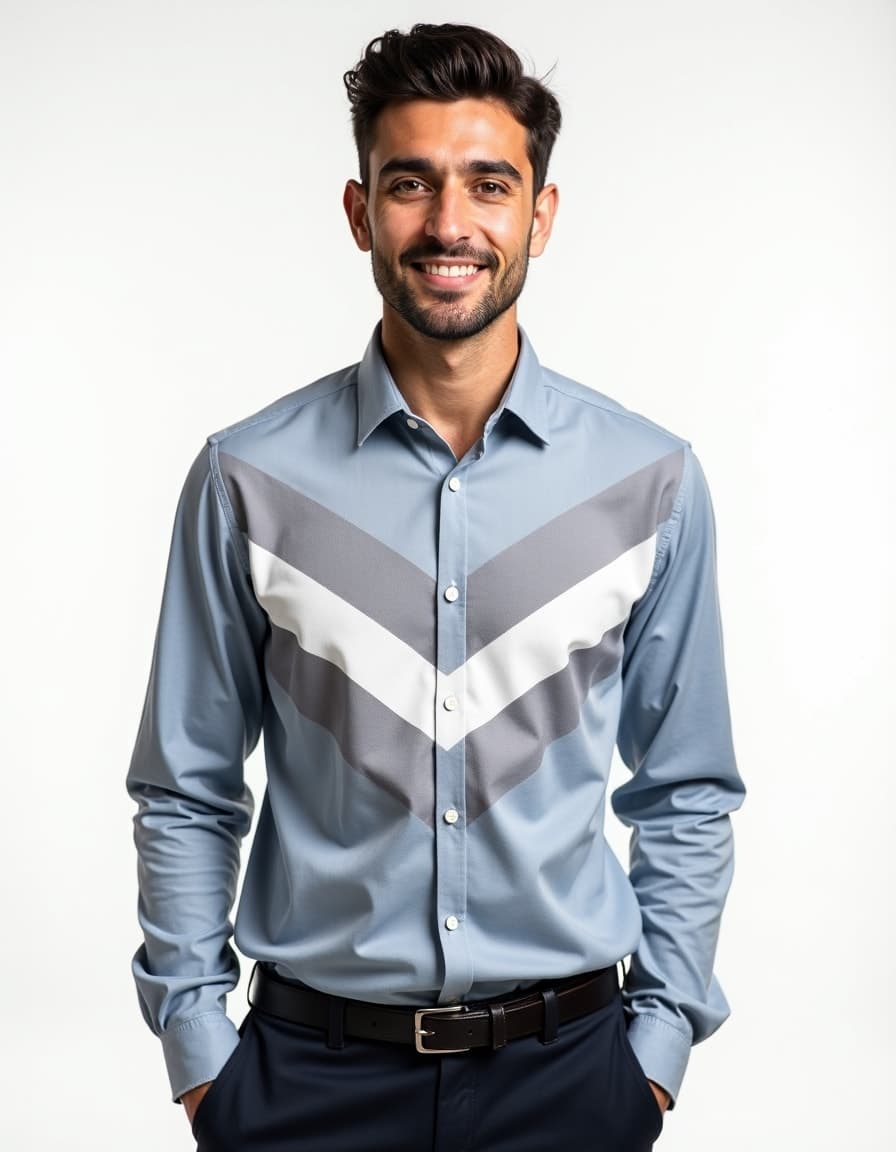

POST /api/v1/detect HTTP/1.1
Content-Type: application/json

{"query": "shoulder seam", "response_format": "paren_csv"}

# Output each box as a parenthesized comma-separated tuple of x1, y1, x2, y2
(208, 371, 358, 447)
(542, 377, 689, 447)
(207, 441, 251, 573)
(643, 445, 692, 599)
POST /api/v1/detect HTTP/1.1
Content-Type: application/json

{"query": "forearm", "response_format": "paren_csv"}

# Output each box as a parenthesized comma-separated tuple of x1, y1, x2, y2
(621, 796, 740, 1100)
(130, 779, 252, 1099)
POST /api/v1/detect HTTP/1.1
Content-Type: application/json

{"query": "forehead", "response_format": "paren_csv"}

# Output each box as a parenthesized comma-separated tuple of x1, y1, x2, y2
(369, 98, 531, 180)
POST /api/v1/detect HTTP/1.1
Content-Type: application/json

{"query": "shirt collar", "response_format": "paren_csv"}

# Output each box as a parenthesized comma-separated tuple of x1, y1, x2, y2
(356, 326, 406, 447)
(356, 323, 551, 448)
(486, 327, 551, 446)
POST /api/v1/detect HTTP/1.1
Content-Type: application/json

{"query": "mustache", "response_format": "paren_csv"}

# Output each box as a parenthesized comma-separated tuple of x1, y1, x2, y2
(400, 243, 497, 271)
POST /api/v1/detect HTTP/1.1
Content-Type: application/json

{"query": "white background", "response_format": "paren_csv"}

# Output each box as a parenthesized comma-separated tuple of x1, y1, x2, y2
(2, 1, 893, 1148)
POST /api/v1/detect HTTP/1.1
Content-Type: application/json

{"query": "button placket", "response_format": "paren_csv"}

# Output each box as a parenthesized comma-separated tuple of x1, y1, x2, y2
(434, 464, 472, 1001)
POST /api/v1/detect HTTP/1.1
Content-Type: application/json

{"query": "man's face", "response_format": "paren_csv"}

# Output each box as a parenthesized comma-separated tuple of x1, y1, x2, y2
(344, 98, 556, 341)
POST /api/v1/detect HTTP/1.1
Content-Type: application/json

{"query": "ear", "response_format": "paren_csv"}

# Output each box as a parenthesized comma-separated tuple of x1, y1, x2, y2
(343, 180, 372, 252)
(529, 183, 559, 258)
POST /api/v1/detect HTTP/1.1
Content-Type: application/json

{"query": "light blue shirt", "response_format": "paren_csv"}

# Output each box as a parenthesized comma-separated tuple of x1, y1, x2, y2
(128, 327, 743, 1105)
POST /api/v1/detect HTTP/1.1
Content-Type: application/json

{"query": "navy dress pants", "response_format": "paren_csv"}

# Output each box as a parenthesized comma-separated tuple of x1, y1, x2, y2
(192, 994, 664, 1151)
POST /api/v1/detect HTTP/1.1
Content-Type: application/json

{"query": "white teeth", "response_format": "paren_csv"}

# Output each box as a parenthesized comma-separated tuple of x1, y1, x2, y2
(423, 263, 479, 278)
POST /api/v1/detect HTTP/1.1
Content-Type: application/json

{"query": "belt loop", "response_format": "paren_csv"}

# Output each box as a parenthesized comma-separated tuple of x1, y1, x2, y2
(488, 1002, 507, 1050)
(539, 988, 559, 1045)
(326, 995, 346, 1050)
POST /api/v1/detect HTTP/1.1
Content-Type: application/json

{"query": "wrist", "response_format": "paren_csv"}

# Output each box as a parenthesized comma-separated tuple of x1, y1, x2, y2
(180, 1081, 213, 1125)
(647, 1080, 671, 1114)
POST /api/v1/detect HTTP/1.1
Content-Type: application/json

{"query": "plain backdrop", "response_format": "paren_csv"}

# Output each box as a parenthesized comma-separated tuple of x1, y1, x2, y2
(1, 1, 893, 1148)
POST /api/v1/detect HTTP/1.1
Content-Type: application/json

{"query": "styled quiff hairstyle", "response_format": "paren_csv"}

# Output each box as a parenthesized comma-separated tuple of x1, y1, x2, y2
(344, 23, 562, 193)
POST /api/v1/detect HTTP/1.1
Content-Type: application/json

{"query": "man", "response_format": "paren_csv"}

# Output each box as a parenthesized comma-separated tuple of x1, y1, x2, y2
(128, 23, 743, 1152)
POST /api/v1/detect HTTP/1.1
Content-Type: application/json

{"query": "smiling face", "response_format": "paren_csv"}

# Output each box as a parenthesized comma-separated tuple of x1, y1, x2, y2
(344, 98, 557, 342)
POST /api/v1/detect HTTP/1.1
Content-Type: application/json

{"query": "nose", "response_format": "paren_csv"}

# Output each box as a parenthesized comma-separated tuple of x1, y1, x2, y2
(424, 183, 472, 247)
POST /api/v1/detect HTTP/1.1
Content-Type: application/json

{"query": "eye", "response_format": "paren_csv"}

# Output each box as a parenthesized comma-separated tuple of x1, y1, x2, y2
(475, 180, 508, 196)
(390, 178, 429, 196)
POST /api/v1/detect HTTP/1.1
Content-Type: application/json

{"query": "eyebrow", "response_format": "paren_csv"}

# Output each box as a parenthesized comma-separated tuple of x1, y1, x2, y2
(377, 157, 524, 185)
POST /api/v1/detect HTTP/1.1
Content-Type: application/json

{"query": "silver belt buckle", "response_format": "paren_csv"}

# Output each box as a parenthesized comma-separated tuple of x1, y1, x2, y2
(414, 1004, 470, 1054)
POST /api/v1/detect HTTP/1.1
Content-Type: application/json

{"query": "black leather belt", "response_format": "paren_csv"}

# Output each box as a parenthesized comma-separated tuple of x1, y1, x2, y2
(248, 963, 620, 1054)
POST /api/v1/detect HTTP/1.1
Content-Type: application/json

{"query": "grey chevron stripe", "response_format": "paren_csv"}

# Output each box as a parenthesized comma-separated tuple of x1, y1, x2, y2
(464, 622, 626, 823)
(268, 623, 436, 827)
(466, 450, 683, 657)
(220, 452, 436, 663)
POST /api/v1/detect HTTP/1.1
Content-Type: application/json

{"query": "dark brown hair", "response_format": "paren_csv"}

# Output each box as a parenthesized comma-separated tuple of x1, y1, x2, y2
(344, 24, 561, 193)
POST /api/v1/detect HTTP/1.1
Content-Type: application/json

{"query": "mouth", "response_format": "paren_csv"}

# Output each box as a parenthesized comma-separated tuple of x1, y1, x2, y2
(411, 261, 487, 288)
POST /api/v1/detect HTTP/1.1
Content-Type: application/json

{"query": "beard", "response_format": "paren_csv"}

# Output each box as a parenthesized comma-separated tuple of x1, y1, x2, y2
(371, 239, 530, 341)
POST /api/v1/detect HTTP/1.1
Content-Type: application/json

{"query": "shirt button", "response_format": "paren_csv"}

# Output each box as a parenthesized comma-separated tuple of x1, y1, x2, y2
(443, 808, 459, 825)
(444, 584, 459, 603)
(406, 418, 419, 430)
(443, 694, 458, 712)
(445, 915, 459, 931)
(448, 477, 461, 492)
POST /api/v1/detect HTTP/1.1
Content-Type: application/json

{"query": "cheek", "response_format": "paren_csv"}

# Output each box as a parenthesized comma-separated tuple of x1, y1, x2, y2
(374, 205, 427, 244)
(480, 211, 532, 258)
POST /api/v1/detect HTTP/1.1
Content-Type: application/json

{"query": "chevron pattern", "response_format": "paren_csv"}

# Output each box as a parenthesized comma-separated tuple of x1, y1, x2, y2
(220, 448, 683, 826)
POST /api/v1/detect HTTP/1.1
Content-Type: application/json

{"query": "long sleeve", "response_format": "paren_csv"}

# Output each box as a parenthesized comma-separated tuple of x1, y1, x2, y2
(127, 443, 267, 1102)
(613, 446, 745, 1103)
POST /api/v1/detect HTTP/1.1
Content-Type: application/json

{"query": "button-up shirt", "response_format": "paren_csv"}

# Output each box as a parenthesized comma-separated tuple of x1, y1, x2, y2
(128, 326, 744, 1105)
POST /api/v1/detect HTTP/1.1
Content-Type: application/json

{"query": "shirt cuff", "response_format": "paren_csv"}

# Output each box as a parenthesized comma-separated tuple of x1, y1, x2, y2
(160, 1011, 241, 1104)
(625, 1012, 692, 1106)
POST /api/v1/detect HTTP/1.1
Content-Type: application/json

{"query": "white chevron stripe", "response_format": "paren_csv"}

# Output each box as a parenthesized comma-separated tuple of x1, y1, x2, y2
(250, 535, 656, 753)
(444, 534, 657, 747)
(249, 543, 437, 741)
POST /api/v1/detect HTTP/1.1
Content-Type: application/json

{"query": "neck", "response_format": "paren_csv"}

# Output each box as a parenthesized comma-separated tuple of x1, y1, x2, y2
(380, 307, 520, 460)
